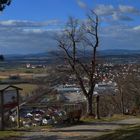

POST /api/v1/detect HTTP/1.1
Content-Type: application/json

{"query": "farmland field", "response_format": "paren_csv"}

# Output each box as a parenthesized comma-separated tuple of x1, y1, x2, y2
(0, 84, 39, 97)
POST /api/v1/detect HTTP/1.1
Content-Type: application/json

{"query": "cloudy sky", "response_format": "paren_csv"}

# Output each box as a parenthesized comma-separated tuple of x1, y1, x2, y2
(0, 0, 140, 54)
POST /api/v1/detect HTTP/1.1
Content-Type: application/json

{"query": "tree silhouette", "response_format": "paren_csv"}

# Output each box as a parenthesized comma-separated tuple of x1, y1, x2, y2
(0, 55, 4, 61)
(0, 0, 11, 11)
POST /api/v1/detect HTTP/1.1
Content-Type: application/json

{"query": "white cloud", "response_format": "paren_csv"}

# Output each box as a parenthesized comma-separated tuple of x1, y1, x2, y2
(94, 5, 115, 16)
(0, 17, 140, 54)
(76, 0, 87, 9)
(94, 4, 140, 22)
(112, 12, 133, 21)
(133, 25, 140, 31)
(94, 4, 140, 16)
(23, 29, 46, 34)
(119, 5, 140, 14)
(100, 25, 140, 50)
(0, 19, 60, 28)
(0, 19, 60, 54)
(0, 27, 57, 54)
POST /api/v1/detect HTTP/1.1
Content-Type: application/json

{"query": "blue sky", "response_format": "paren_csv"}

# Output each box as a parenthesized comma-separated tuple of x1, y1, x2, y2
(0, 0, 140, 54)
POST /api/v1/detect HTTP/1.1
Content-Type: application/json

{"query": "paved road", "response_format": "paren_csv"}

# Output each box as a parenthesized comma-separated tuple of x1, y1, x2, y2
(19, 118, 140, 140)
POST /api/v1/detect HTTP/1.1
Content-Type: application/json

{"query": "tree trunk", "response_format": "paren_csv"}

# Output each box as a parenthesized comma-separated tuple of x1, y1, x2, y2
(87, 94, 93, 116)
(121, 89, 125, 114)
(95, 95, 100, 119)
(121, 99, 125, 114)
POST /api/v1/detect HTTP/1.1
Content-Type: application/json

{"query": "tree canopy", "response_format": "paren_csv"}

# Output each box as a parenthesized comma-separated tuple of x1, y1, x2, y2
(0, 0, 11, 11)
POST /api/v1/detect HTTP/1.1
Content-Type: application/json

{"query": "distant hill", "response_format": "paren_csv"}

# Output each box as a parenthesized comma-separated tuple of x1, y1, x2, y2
(4, 49, 140, 61)
(1, 49, 139, 67)
(98, 49, 140, 56)
(5, 49, 140, 57)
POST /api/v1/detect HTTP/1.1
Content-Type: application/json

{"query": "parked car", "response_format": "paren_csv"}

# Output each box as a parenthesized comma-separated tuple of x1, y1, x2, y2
(34, 114, 42, 122)
(42, 115, 53, 125)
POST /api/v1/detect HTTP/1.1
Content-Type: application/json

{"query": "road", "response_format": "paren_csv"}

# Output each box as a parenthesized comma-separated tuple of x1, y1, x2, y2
(16, 118, 140, 140)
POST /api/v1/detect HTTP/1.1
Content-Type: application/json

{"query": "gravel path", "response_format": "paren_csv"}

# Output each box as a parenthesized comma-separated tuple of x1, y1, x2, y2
(19, 118, 140, 140)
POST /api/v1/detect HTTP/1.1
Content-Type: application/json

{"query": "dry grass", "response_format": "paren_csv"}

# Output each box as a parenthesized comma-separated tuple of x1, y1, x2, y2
(14, 84, 38, 96)
(88, 125, 140, 140)
(0, 84, 38, 97)
(81, 114, 136, 123)
(0, 131, 22, 139)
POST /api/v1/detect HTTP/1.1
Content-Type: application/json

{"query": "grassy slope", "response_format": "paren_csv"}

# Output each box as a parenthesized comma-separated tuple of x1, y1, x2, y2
(14, 84, 38, 95)
(81, 114, 136, 123)
(82, 115, 140, 140)
(89, 125, 140, 140)
(0, 131, 22, 139)
(0, 84, 38, 97)
(0, 125, 52, 139)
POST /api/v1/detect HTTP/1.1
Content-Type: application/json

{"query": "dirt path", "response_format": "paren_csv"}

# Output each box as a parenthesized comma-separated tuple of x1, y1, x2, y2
(19, 118, 140, 140)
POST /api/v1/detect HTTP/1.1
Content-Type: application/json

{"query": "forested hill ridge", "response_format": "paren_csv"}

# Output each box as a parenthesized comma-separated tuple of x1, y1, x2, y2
(4, 49, 140, 65)
(5, 49, 140, 57)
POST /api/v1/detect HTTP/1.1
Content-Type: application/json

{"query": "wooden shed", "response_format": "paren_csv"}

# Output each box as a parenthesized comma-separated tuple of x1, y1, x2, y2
(0, 85, 22, 130)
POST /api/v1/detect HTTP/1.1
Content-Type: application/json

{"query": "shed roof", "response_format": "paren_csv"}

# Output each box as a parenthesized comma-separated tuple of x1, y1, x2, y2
(0, 85, 22, 92)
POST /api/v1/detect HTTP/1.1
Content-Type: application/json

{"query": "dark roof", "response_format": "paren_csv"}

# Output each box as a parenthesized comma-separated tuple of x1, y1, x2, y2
(0, 85, 22, 92)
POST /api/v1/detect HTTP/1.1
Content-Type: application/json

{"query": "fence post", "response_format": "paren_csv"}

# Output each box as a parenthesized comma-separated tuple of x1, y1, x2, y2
(0, 91, 4, 130)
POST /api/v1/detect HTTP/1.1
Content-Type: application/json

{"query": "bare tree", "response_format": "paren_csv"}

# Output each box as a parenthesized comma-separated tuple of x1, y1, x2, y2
(55, 10, 99, 116)
(113, 67, 140, 115)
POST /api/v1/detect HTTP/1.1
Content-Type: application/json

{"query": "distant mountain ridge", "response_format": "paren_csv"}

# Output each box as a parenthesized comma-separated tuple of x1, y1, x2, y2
(98, 49, 140, 56)
(5, 49, 140, 59)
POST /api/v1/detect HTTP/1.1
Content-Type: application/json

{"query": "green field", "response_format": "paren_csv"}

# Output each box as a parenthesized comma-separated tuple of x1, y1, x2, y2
(0, 131, 22, 139)
(14, 84, 38, 95)
(0, 84, 39, 97)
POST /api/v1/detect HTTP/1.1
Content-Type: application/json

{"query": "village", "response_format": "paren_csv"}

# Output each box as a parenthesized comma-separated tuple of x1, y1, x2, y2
(0, 0, 140, 140)
(0, 62, 140, 129)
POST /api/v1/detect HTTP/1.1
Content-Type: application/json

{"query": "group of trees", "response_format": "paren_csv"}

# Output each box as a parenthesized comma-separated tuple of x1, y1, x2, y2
(98, 70, 140, 117)
(114, 71, 140, 115)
